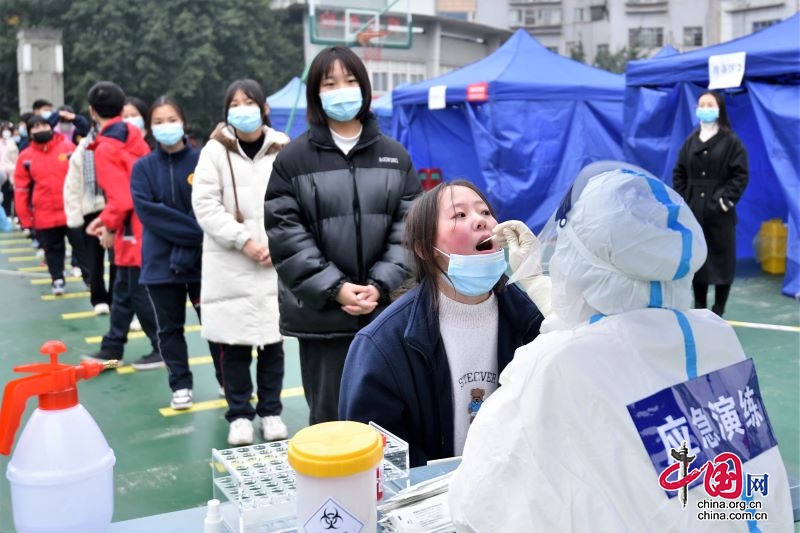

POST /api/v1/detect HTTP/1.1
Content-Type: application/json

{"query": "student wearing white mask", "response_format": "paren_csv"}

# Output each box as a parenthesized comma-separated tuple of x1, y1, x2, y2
(193, 79, 290, 446)
(265, 46, 423, 426)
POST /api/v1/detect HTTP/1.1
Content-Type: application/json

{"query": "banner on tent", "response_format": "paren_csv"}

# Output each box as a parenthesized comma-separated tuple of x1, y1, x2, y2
(708, 52, 746, 89)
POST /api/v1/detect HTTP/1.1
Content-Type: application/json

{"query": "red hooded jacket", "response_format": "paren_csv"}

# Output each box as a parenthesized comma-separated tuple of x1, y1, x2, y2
(14, 132, 75, 230)
(89, 117, 150, 267)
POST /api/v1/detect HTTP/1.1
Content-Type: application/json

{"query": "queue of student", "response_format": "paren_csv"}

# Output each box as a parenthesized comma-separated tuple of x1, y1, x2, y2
(1, 44, 792, 530)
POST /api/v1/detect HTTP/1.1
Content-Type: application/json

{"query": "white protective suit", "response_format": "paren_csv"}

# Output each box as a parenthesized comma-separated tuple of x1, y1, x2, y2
(449, 169, 794, 532)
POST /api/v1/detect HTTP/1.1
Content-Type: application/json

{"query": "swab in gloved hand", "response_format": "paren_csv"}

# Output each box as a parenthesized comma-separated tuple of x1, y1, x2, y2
(493, 220, 552, 317)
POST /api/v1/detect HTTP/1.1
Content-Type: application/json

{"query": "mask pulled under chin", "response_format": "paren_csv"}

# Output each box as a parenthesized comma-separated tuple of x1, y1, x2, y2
(435, 248, 507, 297)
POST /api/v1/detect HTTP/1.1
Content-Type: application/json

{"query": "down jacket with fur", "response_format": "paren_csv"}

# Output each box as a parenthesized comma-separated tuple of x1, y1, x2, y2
(192, 123, 289, 346)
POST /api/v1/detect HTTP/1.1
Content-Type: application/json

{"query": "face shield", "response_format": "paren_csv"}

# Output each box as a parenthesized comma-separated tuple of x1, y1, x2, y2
(535, 161, 659, 277)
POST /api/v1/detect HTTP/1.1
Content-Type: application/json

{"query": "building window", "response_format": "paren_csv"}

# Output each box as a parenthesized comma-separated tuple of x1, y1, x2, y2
(629, 27, 663, 48)
(752, 19, 780, 32)
(509, 9, 522, 26)
(536, 7, 561, 26)
(392, 72, 406, 88)
(590, 5, 605, 21)
(597, 43, 609, 55)
(683, 26, 702, 47)
(574, 8, 584, 22)
(372, 71, 388, 92)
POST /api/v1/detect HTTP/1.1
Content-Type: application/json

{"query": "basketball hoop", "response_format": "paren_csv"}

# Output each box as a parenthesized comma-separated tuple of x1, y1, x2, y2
(357, 29, 388, 61)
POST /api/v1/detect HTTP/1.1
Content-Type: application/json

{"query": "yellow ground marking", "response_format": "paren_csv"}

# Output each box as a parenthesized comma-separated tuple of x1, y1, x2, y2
(33, 276, 84, 285)
(727, 320, 800, 333)
(85, 324, 202, 344)
(159, 386, 305, 417)
(0, 239, 31, 245)
(18, 265, 46, 272)
(0, 247, 37, 254)
(0, 233, 24, 239)
(116, 354, 214, 375)
(9, 255, 38, 262)
(41, 291, 91, 301)
(64, 300, 191, 320)
(62, 310, 98, 320)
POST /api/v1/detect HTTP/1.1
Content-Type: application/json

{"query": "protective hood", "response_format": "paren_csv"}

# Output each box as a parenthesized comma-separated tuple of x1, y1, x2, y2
(549, 166, 707, 327)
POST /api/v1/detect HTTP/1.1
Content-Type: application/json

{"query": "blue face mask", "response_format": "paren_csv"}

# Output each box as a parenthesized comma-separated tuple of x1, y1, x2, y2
(19, 127, 27, 138)
(320, 87, 363, 122)
(40, 110, 53, 120)
(124, 116, 145, 132)
(227, 105, 263, 133)
(435, 248, 507, 297)
(696, 107, 719, 124)
(152, 122, 184, 147)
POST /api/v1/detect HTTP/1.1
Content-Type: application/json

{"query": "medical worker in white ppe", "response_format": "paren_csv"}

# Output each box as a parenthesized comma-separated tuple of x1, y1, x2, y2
(449, 164, 793, 532)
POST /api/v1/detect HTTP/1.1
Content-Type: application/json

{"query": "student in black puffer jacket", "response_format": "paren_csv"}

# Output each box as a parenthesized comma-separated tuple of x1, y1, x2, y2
(265, 46, 422, 425)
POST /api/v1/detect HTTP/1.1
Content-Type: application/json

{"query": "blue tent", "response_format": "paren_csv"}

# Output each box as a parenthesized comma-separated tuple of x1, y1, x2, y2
(371, 91, 393, 135)
(392, 29, 625, 232)
(267, 77, 308, 139)
(624, 14, 800, 298)
(652, 44, 680, 58)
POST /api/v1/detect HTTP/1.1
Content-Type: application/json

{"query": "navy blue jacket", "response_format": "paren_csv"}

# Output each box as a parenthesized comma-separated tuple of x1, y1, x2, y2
(131, 143, 203, 285)
(339, 280, 543, 467)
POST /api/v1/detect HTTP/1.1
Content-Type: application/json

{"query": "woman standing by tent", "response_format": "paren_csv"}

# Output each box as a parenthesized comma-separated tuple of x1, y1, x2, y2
(673, 90, 748, 317)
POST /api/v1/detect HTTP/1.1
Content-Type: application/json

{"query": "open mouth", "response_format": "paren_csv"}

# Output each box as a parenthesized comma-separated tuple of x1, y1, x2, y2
(475, 239, 493, 252)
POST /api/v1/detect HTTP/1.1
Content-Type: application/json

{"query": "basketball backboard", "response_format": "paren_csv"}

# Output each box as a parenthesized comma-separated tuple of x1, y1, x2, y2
(308, 0, 412, 49)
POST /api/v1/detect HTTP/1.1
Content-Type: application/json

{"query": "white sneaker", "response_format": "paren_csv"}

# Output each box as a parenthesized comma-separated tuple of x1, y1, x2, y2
(51, 279, 65, 296)
(170, 388, 193, 410)
(261, 416, 288, 441)
(70, 266, 81, 278)
(228, 418, 254, 446)
(130, 317, 142, 332)
(94, 303, 110, 315)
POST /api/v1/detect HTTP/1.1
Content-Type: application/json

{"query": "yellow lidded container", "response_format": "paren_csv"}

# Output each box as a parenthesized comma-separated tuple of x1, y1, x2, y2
(759, 219, 788, 275)
(288, 421, 383, 478)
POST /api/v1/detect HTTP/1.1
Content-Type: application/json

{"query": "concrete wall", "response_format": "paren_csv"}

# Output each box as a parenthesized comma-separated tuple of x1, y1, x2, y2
(16, 29, 64, 114)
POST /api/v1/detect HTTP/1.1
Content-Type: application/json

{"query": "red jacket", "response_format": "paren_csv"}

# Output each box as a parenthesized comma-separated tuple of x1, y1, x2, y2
(14, 133, 75, 230)
(90, 117, 150, 267)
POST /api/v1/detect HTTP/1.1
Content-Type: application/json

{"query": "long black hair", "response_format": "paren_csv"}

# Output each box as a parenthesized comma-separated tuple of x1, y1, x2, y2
(698, 91, 732, 131)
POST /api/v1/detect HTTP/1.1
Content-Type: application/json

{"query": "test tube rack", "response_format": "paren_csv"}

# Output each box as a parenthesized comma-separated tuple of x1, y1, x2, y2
(211, 423, 409, 532)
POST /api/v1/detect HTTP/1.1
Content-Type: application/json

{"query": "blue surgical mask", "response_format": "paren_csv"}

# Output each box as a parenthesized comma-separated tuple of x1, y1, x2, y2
(124, 116, 145, 132)
(435, 248, 507, 297)
(19, 127, 27, 138)
(696, 107, 719, 124)
(227, 105, 263, 133)
(40, 110, 53, 120)
(152, 122, 185, 147)
(320, 87, 363, 122)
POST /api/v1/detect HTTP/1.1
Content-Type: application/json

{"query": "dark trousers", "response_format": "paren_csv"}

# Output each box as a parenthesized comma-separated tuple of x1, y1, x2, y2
(37, 225, 90, 283)
(1, 181, 12, 216)
(145, 282, 221, 391)
(693, 282, 732, 317)
(298, 337, 352, 425)
(219, 342, 284, 423)
(83, 212, 115, 305)
(101, 266, 158, 357)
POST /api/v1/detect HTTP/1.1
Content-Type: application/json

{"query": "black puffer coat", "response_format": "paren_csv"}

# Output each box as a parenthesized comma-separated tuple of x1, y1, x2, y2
(265, 116, 421, 338)
(673, 128, 748, 285)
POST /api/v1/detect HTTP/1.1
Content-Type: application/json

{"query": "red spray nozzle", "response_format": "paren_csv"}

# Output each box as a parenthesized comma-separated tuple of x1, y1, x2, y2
(0, 341, 113, 456)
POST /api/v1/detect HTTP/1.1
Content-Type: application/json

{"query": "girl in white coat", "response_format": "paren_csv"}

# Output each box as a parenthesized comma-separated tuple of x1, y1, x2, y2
(192, 79, 290, 446)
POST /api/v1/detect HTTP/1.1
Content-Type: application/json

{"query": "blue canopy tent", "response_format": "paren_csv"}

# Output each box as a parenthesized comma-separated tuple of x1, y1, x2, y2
(652, 44, 680, 58)
(624, 14, 800, 298)
(267, 77, 308, 139)
(392, 29, 625, 232)
(371, 91, 393, 134)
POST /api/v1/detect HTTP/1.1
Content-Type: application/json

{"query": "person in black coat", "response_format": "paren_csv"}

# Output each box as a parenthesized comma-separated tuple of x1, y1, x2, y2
(673, 90, 748, 317)
(265, 46, 422, 425)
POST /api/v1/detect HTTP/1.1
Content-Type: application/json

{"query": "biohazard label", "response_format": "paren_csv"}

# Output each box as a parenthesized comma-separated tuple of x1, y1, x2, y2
(302, 497, 364, 533)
